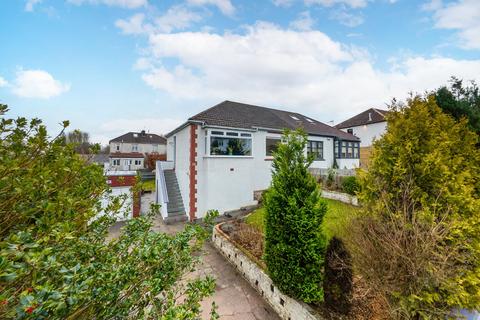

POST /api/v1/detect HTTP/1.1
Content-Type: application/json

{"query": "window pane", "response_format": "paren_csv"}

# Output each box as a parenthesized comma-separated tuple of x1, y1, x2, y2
(226, 132, 238, 136)
(347, 142, 353, 158)
(266, 138, 280, 156)
(240, 133, 251, 137)
(335, 141, 339, 158)
(307, 141, 323, 160)
(210, 137, 252, 156)
(353, 146, 359, 158)
(211, 131, 223, 135)
(341, 141, 347, 158)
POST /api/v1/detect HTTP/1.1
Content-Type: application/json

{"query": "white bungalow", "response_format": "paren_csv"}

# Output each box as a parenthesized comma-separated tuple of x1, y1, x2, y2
(156, 101, 360, 222)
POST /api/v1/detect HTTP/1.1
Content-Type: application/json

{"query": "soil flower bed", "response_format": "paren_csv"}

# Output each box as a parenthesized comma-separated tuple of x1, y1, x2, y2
(219, 200, 388, 320)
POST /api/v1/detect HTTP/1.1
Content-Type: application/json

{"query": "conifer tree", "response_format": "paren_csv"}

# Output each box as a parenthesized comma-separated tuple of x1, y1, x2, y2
(264, 129, 327, 303)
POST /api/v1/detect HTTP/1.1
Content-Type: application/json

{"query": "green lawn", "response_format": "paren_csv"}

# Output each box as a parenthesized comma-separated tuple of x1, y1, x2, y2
(141, 179, 156, 192)
(246, 198, 359, 240)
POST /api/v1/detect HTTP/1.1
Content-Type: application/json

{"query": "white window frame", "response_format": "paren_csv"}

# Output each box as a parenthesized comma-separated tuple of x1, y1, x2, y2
(132, 144, 138, 152)
(116, 144, 120, 151)
(206, 129, 253, 157)
(134, 159, 142, 165)
(112, 159, 120, 166)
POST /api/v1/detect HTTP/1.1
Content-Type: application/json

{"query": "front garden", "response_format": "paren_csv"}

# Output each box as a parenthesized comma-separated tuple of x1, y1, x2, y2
(214, 93, 480, 320)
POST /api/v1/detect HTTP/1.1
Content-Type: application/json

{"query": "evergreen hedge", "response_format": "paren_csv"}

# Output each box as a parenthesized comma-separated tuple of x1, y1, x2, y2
(264, 129, 327, 303)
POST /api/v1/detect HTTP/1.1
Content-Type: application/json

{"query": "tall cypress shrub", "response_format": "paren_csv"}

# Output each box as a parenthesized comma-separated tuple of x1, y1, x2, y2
(264, 129, 327, 303)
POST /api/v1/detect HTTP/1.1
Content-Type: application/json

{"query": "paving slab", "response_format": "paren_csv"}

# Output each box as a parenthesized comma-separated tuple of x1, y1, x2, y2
(109, 204, 279, 320)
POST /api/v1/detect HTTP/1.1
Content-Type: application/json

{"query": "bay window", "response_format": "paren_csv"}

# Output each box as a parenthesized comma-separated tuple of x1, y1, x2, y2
(336, 140, 360, 159)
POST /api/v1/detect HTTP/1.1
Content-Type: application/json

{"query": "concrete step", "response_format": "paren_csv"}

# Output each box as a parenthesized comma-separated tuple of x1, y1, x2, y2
(164, 214, 188, 224)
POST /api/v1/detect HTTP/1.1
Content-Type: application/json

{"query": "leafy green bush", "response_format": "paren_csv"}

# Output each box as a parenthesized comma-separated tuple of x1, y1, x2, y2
(264, 129, 327, 303)
(0, 105, 215, 319)
(341, 176, 360, 195)
(351, 96, 480, 319)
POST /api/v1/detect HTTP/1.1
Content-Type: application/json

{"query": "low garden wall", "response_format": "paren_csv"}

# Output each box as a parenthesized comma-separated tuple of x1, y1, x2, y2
(212, 224, 324, 320)
(321, 190, 358, 206)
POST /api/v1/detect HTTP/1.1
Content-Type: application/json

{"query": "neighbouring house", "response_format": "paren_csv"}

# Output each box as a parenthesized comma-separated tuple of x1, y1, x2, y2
(335, 108, 389, 168)
(109, 131, 167, 170)
(80, 153, 109, 168)
(155, 100, 360, 222)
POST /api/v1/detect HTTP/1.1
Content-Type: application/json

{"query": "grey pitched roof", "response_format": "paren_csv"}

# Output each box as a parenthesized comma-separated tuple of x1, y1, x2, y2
(109, 131, 166, 144)
(335, 108, 389, 129)
(169, 100, 359, 141)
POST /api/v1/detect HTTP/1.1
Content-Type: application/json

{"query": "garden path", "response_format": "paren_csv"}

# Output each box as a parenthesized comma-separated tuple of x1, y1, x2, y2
(109, 215, 279, 320)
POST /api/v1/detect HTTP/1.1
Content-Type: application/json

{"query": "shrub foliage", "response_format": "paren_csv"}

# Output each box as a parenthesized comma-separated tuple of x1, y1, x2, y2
(264, 129, 327, 303)
(351, 95, 480, 319)
(341, 176, 360, 195)
(323, 237, 353, 315)
(0, 105, 215, 319)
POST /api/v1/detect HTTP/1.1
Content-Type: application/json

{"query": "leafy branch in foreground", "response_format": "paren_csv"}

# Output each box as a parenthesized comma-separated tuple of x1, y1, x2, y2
(0, 104, 215, 319)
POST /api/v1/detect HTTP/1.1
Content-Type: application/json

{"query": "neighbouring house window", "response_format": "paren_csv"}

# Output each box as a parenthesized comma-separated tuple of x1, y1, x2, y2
(334, 140, 339, 158)
(266, 138, 281, 156)
(116, 145, 120, 151)
(134, 160, 142, 165)
(347, 128, 353, 134)
(209, 130, 252, 156)
(152, 144, 158, 152)
(125, 159, 132, 165)
(112, 159, 120, 166)
(132, 144, 138, 152)
(307, 140, 324, 160)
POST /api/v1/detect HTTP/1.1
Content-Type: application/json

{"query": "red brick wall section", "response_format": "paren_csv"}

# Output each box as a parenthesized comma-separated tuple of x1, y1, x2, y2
(107, 175, 137, 187)
(189, 124, 198, 221)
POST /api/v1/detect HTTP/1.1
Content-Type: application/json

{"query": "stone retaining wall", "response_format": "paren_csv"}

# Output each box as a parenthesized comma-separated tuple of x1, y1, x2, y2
(212, 224, 323, 320)
(321, 190, 358, 206)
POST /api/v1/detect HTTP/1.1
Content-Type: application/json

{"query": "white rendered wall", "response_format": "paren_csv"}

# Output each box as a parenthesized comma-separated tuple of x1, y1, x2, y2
(100, 186, 133, 221)
(195, 129, 339, 218)
(341, 121, 387, 147)
(336, 158, 359, 169)
(110, 142, 166, 154)
(109, 157, 144, 170)
(167, 126, 191, 215)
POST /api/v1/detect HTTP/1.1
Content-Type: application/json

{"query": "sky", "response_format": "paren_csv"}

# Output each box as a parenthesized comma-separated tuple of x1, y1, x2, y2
(1, 0, 480, 145)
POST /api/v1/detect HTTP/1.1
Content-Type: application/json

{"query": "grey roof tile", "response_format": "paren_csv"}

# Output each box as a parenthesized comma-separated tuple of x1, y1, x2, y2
(185, 100, 359, 141)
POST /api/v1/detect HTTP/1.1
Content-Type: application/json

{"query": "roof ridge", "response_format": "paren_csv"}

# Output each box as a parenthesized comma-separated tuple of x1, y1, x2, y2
(373, 108, 386, 118)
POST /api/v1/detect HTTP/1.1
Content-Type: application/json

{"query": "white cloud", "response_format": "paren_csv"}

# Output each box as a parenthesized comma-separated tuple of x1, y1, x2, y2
(115, 13, 147, 35)
(290, 11, 315, 31)
(187, 0, 235, 16)
(115, 6, 202, 35)
(305, 0, 369, 8)
(428, 0, 480, 49)
(0, 76, 8, 87)
(272, 0, 294, 7)
(134, 22, 480, 122)
(67, 0, 147, 9)
(25, 0, 42, 11)
(155, 5, 203, 33)
(330, 9, 364, 27)
(12, 69, 70, 99)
